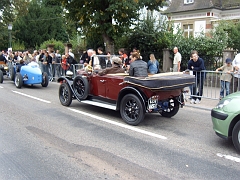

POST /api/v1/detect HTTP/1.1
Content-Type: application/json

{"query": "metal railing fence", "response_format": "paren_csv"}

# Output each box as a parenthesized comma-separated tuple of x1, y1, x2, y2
(183, 70, 240, 100)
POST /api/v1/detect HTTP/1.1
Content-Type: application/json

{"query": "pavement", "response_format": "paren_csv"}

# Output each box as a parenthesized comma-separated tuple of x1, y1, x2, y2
(183, 86, 220, 111)
(184, 97, 218, 111)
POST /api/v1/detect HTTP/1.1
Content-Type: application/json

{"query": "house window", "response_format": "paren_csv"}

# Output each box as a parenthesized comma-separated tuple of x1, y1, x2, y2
(183, 24, 193, 38)
(184, 0, 194, 4)
(194, 21, 206, 37)
(206, 12, 214, 16)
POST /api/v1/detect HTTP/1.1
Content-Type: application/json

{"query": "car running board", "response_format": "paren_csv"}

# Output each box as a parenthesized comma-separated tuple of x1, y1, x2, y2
(81, 100, 116, 110)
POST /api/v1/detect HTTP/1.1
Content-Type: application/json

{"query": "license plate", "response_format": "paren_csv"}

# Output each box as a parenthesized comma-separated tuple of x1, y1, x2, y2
(148, 98, 158, 110)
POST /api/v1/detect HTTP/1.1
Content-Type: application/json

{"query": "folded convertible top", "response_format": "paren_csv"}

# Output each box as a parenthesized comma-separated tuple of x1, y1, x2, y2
(123, 73, 195, 90)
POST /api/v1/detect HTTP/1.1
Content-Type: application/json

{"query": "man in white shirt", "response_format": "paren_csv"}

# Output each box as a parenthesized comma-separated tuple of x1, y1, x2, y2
(173, 47, 182, 72)
(232, 53, 240, 92)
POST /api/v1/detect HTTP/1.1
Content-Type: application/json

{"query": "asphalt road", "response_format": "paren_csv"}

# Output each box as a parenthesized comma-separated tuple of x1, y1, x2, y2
(0, 79, 239, 180)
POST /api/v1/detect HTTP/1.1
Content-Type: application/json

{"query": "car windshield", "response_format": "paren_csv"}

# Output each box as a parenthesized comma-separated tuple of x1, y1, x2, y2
(27, 62, 39, 68)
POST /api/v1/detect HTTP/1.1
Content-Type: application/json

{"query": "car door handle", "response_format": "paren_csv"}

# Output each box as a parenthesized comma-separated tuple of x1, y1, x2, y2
(100, 80, 106, 82)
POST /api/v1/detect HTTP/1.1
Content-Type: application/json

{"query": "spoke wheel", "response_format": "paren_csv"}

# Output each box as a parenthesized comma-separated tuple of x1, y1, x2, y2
(9, 65, 15, 81)
(160, 98, 179, 118)
(15, 73, 23, 88)
(120, 94, 145, 126)
(59, 83, 72, 106)
(73, 76, 89, 100)
(41, 72, 49, 87)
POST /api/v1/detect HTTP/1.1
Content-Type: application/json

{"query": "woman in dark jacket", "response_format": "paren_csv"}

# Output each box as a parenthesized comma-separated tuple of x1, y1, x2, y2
(129, 52, 148, 77)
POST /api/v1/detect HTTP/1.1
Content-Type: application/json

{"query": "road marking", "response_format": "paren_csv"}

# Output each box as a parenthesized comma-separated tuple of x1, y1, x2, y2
(68, 108, 167, 140)
(217, 153, 240, 163)
(0, 86, 3, 88)
(12, 90, 51, 104)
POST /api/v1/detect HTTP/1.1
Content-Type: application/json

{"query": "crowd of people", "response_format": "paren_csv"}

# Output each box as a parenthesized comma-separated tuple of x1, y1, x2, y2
(0, 47, 161, 80)
(80, 47, 150, 77)
(1, 46, 240, 103)
(0, 49, 77, 81)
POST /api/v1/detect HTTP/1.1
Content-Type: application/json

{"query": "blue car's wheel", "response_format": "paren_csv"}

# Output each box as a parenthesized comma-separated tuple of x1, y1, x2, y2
(0, 70, 3, 83)
(59, 82, 72, 106)
(41, 72, 49, 87)
(9, 65, 15, 81)
(15, 73, 23, 88)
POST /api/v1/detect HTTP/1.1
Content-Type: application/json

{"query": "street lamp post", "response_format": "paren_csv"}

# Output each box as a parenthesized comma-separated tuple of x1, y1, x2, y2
(8, 23, 13, 49)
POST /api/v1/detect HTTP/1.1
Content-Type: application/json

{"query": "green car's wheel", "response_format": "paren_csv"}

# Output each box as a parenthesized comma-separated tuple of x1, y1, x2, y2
(232, 121, 240, 153)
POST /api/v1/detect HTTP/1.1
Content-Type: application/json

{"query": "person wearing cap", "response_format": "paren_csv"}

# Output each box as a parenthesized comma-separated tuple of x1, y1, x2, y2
(216, 58, 233, 99)
(97, 57, 125, 76)
(232, 53, 240, 92)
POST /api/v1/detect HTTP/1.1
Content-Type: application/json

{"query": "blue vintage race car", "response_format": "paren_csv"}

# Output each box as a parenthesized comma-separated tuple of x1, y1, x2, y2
(11, 62, 49, 88)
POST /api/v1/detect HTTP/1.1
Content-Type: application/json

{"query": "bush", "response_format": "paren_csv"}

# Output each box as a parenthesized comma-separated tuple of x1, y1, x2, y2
(12, 40, 25, 51)
(39, 39, 65, 54)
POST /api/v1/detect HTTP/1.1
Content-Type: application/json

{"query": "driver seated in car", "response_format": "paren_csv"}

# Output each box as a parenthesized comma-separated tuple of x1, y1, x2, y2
(98, 57, 125, 76)
(16, 59, 25, 72)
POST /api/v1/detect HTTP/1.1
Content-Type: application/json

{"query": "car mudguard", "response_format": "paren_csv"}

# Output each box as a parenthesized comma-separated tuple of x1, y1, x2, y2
(117, 86, 147, 111)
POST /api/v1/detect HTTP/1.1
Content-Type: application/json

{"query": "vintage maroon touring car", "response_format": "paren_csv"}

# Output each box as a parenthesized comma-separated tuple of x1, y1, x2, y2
(57, 70, 195, 125)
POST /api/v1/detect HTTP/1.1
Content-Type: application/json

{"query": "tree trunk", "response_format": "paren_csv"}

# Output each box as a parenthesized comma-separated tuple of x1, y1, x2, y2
(102, 33, 114, 54)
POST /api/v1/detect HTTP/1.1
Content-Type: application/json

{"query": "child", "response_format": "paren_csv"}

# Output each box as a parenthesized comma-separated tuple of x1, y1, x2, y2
(216, 58, 233, 100)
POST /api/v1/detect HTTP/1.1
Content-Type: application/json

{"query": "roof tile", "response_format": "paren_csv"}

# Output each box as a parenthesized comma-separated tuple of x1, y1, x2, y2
(164, 0, 240, 13)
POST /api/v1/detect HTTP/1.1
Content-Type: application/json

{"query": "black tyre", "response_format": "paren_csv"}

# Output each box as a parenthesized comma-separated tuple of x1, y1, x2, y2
(15, 73, 23, 88)
(232, 121, 240, 153)
(41, 72, 49, 87)
(73, 76, 89, 100)
(0, 70, 3, 83)
(59, 83, 73, 106)
(9, 65, 15, 81)
(120, 94, 145, 126)
(160, 98, 179, 118)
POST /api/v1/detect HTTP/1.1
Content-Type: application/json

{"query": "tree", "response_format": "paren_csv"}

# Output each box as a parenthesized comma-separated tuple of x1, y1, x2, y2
(13, 0, 68, 49)
(126, 11, 167, 61)
(59, 0, 165, 53)
(0, 0, 12, 50)
(226, 21, 240, 52)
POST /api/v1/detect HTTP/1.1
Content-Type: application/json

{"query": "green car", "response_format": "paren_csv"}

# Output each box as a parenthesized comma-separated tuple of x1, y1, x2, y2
(211, 91, 240, 153)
